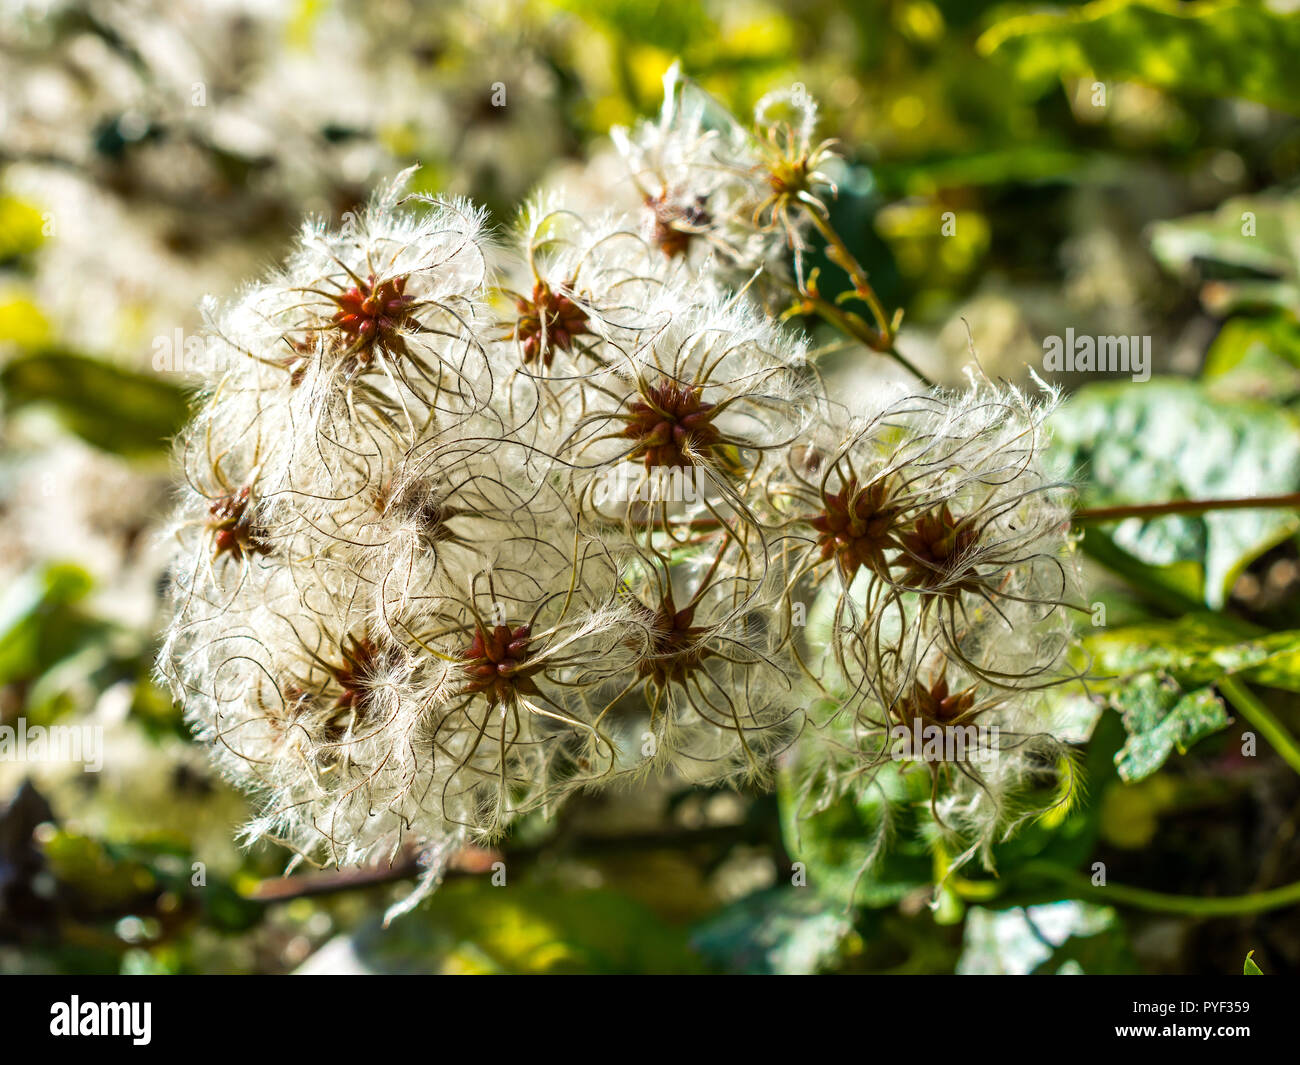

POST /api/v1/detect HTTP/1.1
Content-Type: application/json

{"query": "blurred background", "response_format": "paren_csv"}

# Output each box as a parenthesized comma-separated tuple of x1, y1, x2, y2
(3, 0, 1300, 974)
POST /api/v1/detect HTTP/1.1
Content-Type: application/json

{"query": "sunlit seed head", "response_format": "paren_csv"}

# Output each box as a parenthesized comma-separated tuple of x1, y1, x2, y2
(328, 272, 416, 368)
(809, 475, 906, 581)
(460, 623, 539, 708)
(622, 380, 722, 470)
(893, 504, 984, 596)
(206, 485, 271, 563)
(511, 279, 594, 367)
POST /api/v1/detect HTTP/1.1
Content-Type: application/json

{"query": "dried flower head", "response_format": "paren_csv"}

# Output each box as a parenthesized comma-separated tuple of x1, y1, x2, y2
(157, 72, 1085, 919)
(611, 64, 838, 283)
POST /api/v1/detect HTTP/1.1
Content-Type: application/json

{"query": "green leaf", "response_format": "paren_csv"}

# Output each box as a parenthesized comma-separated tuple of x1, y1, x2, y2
(1111, 673, 1230, 782)
(1149, 192, 1300, 316)
(965, 709, 1126, 886)
(1076, 525, 1203, 615)
(555, 0, 712, 56)
(874, 146, 1086, 197)
(777, 762, 934, 909)
(1049, 379, 1300, 607)
(38, 829, 262, 936)
(1083, 614, 1300, 693)
(1, 351, 189, 457)
(1202, 316, 1300, 402)
(1244, 950, 1263, 975)
(689, 888, 852, 974)
(1029, 923, 1139, 975)
(958, 901, 1133, 975)
(301, 880, 702, 974)
(0, 296, 53, 350)
(979, 0, 1300, 115)
(0, 563, 102, 689)
(0, 193, 46, 264)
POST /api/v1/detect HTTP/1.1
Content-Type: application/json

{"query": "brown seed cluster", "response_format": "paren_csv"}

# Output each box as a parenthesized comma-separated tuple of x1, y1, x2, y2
(893, 504, 982, 597)
(460, 624, 539, 708)
(634, 593, 711, 690)
(622, 380, 722, 470)
(206, 486, 270, 563)
(512, 279, 594, 367)
(329, 273, 416, 365)
(645, 191, 713, 259)
(809, 476, 905, 580)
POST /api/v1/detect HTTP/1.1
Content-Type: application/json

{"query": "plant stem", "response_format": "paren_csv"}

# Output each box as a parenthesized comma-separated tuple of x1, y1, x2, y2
(803, 208, 892, 337)
(1218, 675, 1300, 777)
(794, 202, 935, 386)
(879, 343, 933, 387)
(790, 285, 933, 385)
(246, 823, 770, 903)
(1023, 861, 1300, 916)
(1074, 492, 1300, 523)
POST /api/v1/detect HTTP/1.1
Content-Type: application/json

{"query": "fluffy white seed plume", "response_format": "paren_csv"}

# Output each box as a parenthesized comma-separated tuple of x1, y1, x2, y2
(610, 63, 839, 287)
(776, 374, 1082, 883)
(158, 75, 1084, 918)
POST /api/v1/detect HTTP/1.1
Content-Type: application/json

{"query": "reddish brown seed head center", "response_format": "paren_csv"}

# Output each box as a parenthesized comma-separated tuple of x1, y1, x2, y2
(513, 280, 593, 367)
(461, 624, 537, 706)
(645, 191, 712, 258)
(623, 381, 722, 470)
(331, 274, 414, 352)
(373, 479, 455, 543)
(206, 485, 270, 562)
(767, 154, 811, 198)
(809, 476, 902, 580)
(892, 674, 979, 731)
(327, 634, 382, 716)
(896, 505, 982, 592)
(286, 633, 384, 745)
(634, 595, 710, 689)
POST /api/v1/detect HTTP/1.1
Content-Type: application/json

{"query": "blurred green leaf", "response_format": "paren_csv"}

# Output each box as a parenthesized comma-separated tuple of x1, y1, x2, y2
(0, 562, 159, 729)
(304, 879, 702, 974)
(0, 563, 103, 691)
(42, 830, 160, 909)
(689, 887, 852, 974)
(0, 296, 53, 349)
(1151, 194, 1298, 280)
(875, 146, 1086, 197)
(1049, 379, 1300, 607)
(778, 762, 933, 909)
(960, 709, 1125, 891)
(958, 901, 1133, 974)
(556, 0, 711, 57)
(1, 351, 188, 456)
(1030, 923, 1139, 975)
(980, 0, 1300, 114)
(38, 828, 262, 941)
(0, 194, 46, 265)
(1150, 192, 1300, 316)
(1203, 316, 1300, 402)
(1075, 525, 1204, 615)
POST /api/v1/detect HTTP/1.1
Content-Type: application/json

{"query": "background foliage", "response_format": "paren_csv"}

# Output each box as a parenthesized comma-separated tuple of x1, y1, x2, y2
(2, 0, 1299, 974)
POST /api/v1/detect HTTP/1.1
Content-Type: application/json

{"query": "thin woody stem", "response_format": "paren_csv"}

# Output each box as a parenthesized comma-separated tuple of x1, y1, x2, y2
(803, 208, 892, 338)
(1073, 492, 1300, 524)
(793, 202, 934, 386)
(789, 283, 932, 386)
(877, 343, 932, 388)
